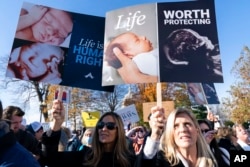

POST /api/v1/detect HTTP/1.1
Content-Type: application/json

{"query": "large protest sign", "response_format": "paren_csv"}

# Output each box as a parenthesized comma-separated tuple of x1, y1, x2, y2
(157, 0, 222, 83)
(6, 2, 114, 92)
(102, 3, 158, 86)
(102, 0, 223, 86)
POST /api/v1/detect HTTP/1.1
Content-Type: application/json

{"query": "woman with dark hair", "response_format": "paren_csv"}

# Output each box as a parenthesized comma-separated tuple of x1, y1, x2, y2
(41, 99, 137, 167)
(198, 119, 230, 167)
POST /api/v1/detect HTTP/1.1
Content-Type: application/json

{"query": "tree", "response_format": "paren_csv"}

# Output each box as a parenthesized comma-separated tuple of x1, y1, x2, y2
(122, 83, 191, 126)
(0, 77, 50, 122)
(191, 105, 208, 120)
(221, 46, 250, 123)
(94, 85, 127, 112)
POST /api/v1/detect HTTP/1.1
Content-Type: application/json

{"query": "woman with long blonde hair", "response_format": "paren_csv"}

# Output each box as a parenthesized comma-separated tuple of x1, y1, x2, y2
(143, 107, 218, 167)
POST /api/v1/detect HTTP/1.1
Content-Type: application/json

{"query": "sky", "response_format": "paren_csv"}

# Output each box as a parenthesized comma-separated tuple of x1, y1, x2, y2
(0, 0, 250, 123)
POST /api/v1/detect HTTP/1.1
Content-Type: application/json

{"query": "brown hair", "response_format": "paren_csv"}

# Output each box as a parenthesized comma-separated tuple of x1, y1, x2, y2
(83, 112, 134, 167)
(3, 106, 25, 120)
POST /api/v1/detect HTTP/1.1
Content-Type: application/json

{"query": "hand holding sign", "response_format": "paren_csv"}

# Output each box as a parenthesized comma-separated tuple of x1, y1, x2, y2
(149, 105, 166, 141)
(147, 83, 166, 140)
(50, 98, 65, 131)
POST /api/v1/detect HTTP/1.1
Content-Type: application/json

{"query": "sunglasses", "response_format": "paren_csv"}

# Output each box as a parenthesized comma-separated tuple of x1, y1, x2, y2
(97, 122, 116, 130)
(201, 129, 210, 133)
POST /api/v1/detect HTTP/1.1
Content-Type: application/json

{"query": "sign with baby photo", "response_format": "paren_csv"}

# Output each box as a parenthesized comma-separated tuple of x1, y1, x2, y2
(6, 1, 114, 92)
(101, 0, 223, 86)
(186, 83, 220, 105)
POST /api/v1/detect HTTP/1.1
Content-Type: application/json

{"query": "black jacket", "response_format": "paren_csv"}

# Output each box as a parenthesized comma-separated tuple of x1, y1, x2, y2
(15, 129, 41, 155)
(41, 129, 138, 167)
(142, 151, 185, 167)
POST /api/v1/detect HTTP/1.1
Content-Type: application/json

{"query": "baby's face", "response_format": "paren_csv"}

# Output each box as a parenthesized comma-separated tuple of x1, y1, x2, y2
(31, 9, 73, 45)
(115, 32, 153, 58)
(19, 43, 64, 78)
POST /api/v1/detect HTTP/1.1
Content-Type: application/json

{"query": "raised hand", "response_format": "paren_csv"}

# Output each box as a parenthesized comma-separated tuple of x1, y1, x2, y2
(149, 106, 166, 140)
(50, 99, 65, 131)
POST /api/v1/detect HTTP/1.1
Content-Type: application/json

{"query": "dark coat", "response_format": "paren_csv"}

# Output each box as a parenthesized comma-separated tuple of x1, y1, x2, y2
(15, 129, 41, 155)
(0, 131, 40, 167)
(142, 151, 185, 167)
(41, 129, 138, 167)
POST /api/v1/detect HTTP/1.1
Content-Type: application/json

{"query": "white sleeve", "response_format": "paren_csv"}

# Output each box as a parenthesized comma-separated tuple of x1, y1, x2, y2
(219, 147, 230, 166)
(143, 136, 160, 159)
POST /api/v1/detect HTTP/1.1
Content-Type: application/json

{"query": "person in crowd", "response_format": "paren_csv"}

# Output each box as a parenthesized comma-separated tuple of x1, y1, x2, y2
(143, 107, 218, 167)
(126, 125, 147, 155)
(26, 121, 44, 166)
(142, 106, 166, 161)
(205, 106, 223, 130)
(216, 126, 237, 152)
(79, 128, 94, 150)
(41, 99, 137, 167)
(0, 100, 40, 167)
(16, 4, 73, 46)
(198, 119, 230, 166)
(73, 129, 82, 139)
(105, 32, 158, 76)
(58, 126, 71, 151)
(6, 42, 65, 84)
(65, 127, 82, 151)
(213, 115, 223, 130)
(232, 124, 250, 151)
(26, 121, 44, 141)
(2, 105, 41, 161)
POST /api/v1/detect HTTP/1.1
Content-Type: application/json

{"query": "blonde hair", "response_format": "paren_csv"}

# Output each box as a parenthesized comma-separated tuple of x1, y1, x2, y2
(83, 112, 133, 167)
(159, 108, 218, 167)
(81, 128, 94, 145)
(217, 126, 232, 139)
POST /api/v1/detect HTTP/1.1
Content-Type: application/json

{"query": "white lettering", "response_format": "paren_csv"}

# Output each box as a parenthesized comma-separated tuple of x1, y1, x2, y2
(115, 11, 146, 30)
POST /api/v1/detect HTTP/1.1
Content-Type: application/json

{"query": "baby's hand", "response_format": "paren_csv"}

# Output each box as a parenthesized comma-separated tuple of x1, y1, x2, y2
(29, 5, 48, 23)
(48, 57, 61, 76)
(39, 58, 62, 84)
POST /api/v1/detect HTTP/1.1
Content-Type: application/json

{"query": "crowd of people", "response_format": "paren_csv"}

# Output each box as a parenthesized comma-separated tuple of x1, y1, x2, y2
(0, 99, 250, 167)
